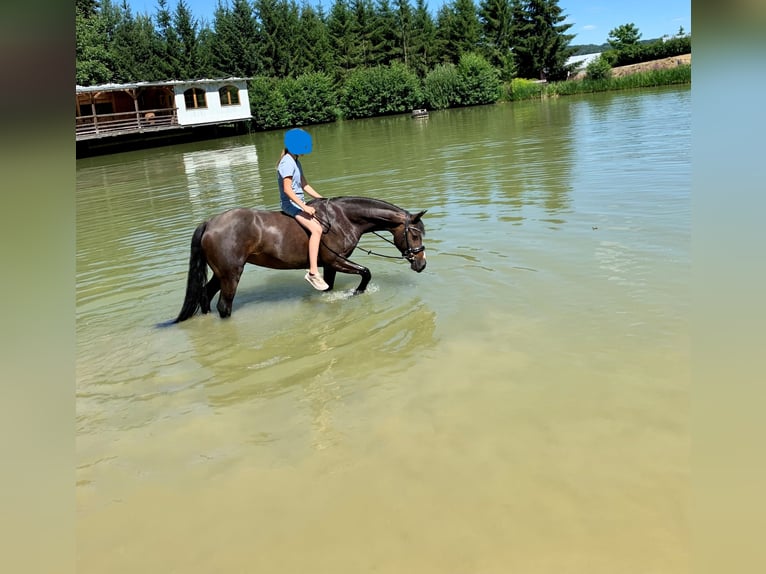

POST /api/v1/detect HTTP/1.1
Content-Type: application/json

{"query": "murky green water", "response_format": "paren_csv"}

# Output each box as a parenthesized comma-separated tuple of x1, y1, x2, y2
(77, 86, 690, 572)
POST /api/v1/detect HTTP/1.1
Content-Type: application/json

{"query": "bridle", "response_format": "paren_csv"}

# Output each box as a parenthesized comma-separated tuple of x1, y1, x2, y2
(313, 204, 425, 263)
(367, 220, 425, 262)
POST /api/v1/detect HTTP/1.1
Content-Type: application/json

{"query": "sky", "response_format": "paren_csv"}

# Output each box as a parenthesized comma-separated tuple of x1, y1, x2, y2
(126, 0, 691, 47)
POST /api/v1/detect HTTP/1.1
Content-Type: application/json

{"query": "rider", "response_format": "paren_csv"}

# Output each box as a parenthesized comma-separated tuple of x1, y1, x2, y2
(277, 128, 330, 291)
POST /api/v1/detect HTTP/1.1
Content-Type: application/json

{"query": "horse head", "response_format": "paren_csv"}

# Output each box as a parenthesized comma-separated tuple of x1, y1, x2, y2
(395, 210, 427, 272)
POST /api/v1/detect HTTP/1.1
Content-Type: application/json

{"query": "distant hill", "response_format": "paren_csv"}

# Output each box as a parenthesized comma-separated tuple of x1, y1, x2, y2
(570, 38, 665, 56)
(570, 44, 609, 56)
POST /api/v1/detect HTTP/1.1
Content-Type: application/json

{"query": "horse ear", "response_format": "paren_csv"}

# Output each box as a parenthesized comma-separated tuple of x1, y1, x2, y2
(411, 209, 427, 223)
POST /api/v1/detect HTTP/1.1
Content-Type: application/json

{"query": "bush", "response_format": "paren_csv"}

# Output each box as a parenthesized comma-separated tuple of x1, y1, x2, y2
(280, 72, 337, 126)
(603, 35, 691, 67)
(504, 78, 544, 101)
(249, 76, 290, 130)
(340, 63, 422, 120)
(456, 52, 502, 106)
(586, 56, 612, 80)
(423, 63, 461, 109)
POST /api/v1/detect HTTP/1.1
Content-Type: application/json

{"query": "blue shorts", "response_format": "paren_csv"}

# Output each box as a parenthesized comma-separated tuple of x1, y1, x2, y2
(281, 201, 303, 218)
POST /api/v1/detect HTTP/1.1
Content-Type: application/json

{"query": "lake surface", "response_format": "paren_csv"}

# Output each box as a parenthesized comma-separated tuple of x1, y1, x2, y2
(76, 86, 690, 573)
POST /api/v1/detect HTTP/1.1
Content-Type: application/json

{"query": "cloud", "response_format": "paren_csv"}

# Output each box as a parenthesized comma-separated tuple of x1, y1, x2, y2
(582, 24, 597, 31)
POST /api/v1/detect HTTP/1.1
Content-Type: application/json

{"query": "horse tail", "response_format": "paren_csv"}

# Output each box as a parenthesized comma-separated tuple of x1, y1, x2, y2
(174, 221, 209, 323)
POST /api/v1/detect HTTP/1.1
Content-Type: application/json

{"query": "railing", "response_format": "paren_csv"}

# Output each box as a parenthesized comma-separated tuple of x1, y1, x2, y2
(75, 108, 179, 140)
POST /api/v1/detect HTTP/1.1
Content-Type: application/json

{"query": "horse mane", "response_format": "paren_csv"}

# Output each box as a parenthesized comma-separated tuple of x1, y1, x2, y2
(319, 196, 411, 228)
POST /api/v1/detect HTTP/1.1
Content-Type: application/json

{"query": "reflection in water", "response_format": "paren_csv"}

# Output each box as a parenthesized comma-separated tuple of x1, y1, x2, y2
(183, 144, 260, 219)
(77, 87, 690, 573)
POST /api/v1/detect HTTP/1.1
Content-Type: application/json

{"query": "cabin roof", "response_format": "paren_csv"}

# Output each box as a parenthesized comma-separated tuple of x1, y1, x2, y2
(76, 78, 251, 93)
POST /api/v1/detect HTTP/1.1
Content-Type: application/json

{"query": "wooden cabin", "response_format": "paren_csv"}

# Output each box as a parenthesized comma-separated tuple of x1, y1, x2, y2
(75, 78, 252, 146)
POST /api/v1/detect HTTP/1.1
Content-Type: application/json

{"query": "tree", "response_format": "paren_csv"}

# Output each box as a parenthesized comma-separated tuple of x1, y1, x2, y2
(408, 0, 436, 76)
(76, 0, 119, 85)
(209, 0, 262, 77)
(256, 0, 302, 78)
(370, 0, 400, 66)
(478, 0, 515, 79)
(327, 0, 356, 78)
(350, 0, 376, 68)
(607, 23, 641, 50)
(512, 0, 576, 81)
(295, 4, 334, 76)
(155, 0, 181, 79)
(393, 0, 414, 68)
(111, 2, 165, 82)
(435, 0, 480, 65)
(174, 0, 203, 79)
(76, 0, 100, 18)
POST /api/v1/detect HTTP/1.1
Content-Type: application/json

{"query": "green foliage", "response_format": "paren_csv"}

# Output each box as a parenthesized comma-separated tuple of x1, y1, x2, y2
(435, 0, 481, 65)
(76, 0, 691, 125)
(478, 0, 515, 80)
(256, 0, 302, 78)
(250, 73, 339, 129)
(602, 35, 691, 68)
(607, 23, 642, 49)
(280, 73, 338, 125)
(456, 51, 501, 105)
(512, 0, 576, 81)
(409, 0, 438, 77)
(586, 55, 612, 80)
(423, 63, 461, 109)
(210, 0, 263, 77)
(340, 62, 422, 119)
(504, 77, 543, 101)
(76, 11, 114, 85)
(505, 65, 691, 101)
(249, 76, 291, 130)
(296, 5, 335, 75)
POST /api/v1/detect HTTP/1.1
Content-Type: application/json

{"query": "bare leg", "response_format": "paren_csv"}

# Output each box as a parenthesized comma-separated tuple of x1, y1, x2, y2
(295, 213, 324, 275)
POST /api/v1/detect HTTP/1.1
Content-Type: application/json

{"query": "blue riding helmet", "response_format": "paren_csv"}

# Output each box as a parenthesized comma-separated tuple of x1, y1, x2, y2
(284, 128, 313, 155)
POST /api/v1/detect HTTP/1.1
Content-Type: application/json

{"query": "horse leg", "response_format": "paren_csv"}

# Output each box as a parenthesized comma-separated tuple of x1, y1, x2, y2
(322, 267, 337, 291)
(201, 275, 221, 314)
(216, 267, 243, 319)
(354, 268, 372, 294)
(325, 261, 371, 294)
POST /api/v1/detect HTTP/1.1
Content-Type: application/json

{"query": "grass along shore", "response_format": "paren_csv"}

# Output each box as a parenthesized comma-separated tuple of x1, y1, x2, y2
(505, 54, 691, 101)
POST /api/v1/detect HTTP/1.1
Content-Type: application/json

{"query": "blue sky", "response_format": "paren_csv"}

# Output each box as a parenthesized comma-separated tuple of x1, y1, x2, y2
(126, 0, 691, 47)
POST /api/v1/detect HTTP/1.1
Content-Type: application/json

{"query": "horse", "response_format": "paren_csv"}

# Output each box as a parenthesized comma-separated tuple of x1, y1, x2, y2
(172, 196, 427, 323)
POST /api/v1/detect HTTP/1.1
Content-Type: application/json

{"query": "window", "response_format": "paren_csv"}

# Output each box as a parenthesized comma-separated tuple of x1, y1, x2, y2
(79, 102, 113, 116)
(219, 85, 240, 106)
(184, 88, 207, 109)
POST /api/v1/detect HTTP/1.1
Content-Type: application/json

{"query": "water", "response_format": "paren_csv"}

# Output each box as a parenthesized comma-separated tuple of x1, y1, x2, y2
(77, 86, 690, 572)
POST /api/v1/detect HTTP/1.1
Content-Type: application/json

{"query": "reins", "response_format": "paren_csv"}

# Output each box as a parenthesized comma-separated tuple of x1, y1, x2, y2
(312, 200, 423, 264)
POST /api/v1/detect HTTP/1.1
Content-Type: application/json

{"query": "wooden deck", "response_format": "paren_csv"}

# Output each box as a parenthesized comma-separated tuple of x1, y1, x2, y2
(76, 107, 179, 141)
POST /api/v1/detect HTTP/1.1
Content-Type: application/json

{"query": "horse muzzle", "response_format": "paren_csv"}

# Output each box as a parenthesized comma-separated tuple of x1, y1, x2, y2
(409, 252, 427, 273)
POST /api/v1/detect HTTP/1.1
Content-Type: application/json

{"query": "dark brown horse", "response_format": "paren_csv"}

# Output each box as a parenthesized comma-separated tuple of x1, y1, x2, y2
(172, 196, 427, 322)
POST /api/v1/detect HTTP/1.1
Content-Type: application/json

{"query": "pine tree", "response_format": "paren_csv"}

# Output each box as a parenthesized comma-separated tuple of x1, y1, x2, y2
(76, 0, 119, 85)
(210, 0, 262, 77)
(256, 0, 302, 78)
(511, 0, 575, 81)
(393, 0, 413, 68)
(295, 4, 334, 76)
(327, 0, 356, 78)
(350, 0, 376, 68)
(478, 0, 515, 79)
(111, 2, 164, 82)
(409, 0, 436, 76)
(435, 0, 480, 65)
(155, 0, 181, 79)
(174, 0, 202, 79)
